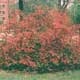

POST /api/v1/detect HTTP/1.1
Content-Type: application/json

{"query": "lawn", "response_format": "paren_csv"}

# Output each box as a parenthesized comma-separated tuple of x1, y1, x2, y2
(0, 70, 80, 80)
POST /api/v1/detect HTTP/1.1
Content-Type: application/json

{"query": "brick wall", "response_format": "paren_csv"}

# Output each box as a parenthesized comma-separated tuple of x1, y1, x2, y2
(0, 0, 9, 24)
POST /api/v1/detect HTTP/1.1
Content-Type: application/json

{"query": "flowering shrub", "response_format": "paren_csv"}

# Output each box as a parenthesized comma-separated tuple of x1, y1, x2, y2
(0, 8, 80, 72)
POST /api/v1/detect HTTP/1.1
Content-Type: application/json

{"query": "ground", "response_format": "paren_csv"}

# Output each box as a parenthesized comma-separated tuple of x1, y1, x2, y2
(0, 70, 80, 80)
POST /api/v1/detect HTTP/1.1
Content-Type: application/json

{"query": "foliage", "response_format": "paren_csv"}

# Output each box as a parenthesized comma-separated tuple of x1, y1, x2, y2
(14, 0, 57, 14)
(69, 0, 80, 24)
(0, 7, 80, 73)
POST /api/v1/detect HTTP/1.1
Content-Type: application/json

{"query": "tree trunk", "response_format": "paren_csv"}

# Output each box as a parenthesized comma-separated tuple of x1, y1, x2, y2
(19, 0, 24, 11)
(58, 0, 69, 11)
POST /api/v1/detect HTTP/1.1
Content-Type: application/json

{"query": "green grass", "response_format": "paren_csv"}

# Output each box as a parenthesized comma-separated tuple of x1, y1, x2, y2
(0, 70, 80, 80)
